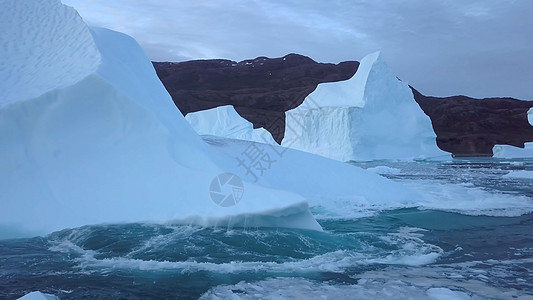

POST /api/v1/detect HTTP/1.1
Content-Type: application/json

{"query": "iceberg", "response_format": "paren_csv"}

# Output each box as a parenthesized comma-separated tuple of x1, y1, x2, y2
(282, 52, 446, 161)
(0, 0, 422, 239)
(185, 105, 276, 144)
(0, 0, 321, 238)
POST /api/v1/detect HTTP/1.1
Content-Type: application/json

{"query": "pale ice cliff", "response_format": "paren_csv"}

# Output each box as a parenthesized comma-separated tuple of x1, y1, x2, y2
(0, 0, 420, 239)
(282, 51, 446, 161)
(185, 105, 276, 144)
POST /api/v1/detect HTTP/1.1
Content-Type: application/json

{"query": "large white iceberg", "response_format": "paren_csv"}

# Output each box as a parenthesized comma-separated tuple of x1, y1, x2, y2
(185, 105, 276, 144)
(0, 0, 321, 238)
(282, 52, 446, 161)
(0, 0, 422, 239)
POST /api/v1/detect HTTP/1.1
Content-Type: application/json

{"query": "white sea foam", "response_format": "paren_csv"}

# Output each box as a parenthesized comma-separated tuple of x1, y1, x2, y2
(200, 278, 433, 299)
(48, 226, 442, 274)
(403, 180, 533, 217)
(199, 278, 477, 300)
(63, 248, 361, 274)
(200, 258, 533, 299)
(309, 178, 533, 219)
(72, 249, 441, 274)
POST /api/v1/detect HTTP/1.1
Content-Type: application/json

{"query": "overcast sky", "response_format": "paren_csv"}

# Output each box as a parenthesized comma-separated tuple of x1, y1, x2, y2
(63, 0, 533, 99)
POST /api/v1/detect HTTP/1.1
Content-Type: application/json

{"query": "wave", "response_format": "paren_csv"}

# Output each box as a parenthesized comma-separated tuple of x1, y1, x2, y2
(46, 224, 442, 274)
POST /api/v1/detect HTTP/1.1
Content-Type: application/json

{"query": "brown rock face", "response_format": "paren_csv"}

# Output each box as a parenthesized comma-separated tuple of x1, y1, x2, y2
(411, 87, 533, 157)
(153, 54, 359, 143)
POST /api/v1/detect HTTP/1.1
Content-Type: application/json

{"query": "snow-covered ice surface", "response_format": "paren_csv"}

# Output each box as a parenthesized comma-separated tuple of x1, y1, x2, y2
(202, 136, 421, 220)
(185, 105, 276, 144)
(282, 51, 447, 161)
(0, 0, 324, 238)
(0, 0, 101, 106)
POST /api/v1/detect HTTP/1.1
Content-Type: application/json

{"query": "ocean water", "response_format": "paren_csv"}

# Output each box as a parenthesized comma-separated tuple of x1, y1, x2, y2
(1, 159, 532, 299)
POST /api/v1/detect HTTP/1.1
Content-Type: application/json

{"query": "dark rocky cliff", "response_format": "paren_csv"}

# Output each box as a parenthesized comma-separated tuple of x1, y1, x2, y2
(154, 54, 533, 157)
(154, 54, 359, 143)
(411, 88, 533, 157)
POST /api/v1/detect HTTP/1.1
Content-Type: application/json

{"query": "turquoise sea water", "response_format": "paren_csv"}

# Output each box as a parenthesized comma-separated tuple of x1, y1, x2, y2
(1, 159, 532, 299)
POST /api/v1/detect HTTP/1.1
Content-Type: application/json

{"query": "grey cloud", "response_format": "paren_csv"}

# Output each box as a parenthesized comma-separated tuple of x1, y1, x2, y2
(64, 0, 533, 99)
